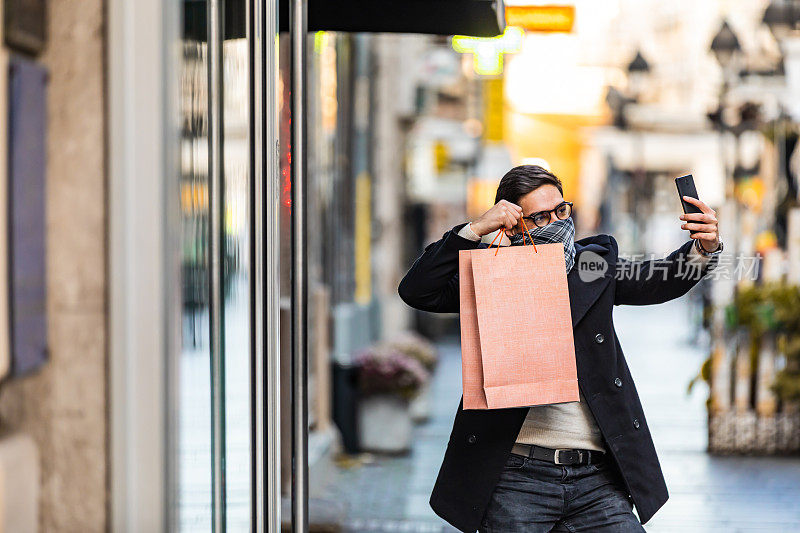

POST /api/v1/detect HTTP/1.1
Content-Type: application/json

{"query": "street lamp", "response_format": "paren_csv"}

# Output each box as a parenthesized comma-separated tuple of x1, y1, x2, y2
(709, 20, 743, 131)
(605, 86, 632, 129)
(621, 49, 651, 251)
(708, 20, 744, 226)
(710, 20, 742, 76)
(626, 50, 650, 102)
(763, 0, 800, 42)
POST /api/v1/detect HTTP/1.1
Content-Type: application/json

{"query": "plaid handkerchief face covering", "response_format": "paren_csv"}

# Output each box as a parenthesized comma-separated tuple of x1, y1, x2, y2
(509, 217, 576, 272)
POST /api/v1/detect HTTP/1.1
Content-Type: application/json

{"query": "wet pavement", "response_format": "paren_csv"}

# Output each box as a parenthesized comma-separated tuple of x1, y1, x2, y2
(318, 297, 800, 532)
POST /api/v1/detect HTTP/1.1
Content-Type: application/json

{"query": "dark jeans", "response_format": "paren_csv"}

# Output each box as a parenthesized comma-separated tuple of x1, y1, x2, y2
(479, 452, 645, 532)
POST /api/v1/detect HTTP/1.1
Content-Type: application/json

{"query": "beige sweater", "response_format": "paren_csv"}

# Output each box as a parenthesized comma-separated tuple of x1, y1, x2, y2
(515, 391, 605, 451)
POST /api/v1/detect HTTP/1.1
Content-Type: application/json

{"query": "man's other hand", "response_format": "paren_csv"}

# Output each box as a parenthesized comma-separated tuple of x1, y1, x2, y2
(680, 196, 720, 252)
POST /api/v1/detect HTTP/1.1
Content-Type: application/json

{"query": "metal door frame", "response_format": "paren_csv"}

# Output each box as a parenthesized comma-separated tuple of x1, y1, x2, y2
(205, 0, 282, 530)
(250, 0, 282, 531)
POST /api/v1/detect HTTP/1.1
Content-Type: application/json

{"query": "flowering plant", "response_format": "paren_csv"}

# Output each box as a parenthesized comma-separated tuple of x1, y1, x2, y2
(354, 343, 429, 400)
(387, 331, 438, 372)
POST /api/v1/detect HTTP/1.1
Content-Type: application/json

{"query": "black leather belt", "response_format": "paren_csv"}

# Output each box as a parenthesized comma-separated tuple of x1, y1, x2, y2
(511, 443, 606, 466)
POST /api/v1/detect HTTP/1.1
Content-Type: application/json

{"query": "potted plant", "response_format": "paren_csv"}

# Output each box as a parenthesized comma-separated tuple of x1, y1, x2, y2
(767, 283, 800, 407)
(387, 332, 438, 422)
(354, 343, 428, 453)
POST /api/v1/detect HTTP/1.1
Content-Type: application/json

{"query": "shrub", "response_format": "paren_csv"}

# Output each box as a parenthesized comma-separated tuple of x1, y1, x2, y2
(354, 343, 429, 400)
(387, 331, 438, 371)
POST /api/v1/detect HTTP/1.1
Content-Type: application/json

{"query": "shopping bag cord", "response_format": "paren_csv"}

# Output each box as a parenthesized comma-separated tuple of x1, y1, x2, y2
(519, 217, 538, 252)
(488, 229, 504, 256)
(486, 218, 538, 256)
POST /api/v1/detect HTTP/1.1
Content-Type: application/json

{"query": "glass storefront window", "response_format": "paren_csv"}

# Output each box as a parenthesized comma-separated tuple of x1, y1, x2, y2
(178, 36, 213, 531)
(175, 7, 251, 531)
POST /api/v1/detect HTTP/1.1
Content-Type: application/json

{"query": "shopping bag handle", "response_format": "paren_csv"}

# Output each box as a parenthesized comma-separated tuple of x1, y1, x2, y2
(487, 217, 537, 256)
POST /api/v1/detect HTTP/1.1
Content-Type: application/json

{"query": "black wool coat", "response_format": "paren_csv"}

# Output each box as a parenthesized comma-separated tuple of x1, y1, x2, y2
(397, 223, 718, 533)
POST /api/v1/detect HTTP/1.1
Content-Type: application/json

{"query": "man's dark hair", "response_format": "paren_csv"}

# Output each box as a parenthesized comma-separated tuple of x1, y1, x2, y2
(494, 165, 563, 204)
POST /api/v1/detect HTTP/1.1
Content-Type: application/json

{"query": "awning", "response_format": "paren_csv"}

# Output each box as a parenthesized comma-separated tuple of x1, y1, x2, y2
(278, 0, 505, 37)
(183, 0, 246, 40)
(184, 0, 505, 40)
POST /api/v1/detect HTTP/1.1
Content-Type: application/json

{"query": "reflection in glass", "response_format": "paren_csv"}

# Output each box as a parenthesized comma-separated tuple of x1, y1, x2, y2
(176, 34, 252, 532)
(178, 38, 212, 531)
(222, 37, 251, 531)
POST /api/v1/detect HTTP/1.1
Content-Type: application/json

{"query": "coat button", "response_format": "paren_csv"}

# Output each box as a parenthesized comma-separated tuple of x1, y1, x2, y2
(614, 377, 623, 388)
(467, 434, 477, 445)
(633, 418, 641, 429)
(595, 333, 604, 344)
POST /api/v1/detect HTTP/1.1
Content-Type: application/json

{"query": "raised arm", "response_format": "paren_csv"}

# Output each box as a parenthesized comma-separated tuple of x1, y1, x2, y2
(399, 200, 523, 313)
(613, 237, 718, 306)
(398, 224, 480, 313)
(614, 194, 721, 306)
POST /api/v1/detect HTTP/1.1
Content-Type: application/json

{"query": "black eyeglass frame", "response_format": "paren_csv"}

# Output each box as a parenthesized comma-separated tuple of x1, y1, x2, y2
(522, 201, 574, 228)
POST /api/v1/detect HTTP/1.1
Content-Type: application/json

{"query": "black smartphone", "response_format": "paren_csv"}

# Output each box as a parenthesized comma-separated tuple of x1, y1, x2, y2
(675, 174, 703, 215)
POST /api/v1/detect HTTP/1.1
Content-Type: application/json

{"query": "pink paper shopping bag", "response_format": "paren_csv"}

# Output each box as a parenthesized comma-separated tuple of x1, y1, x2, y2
(459, 240, 579, 410)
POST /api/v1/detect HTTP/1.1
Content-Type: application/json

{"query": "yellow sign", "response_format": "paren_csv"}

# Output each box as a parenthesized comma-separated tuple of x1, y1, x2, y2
(354, 173, 372, 305)
(434, 141, 450, 173)
(505, 5, 576, 33)
(483, 78, 504, 142)
(452, 26, 524, 76)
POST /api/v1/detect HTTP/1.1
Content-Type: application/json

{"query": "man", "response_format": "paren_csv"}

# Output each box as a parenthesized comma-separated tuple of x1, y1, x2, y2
(398, 165, 721, 532)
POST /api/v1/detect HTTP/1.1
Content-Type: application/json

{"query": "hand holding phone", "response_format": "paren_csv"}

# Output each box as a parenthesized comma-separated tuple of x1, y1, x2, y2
(674, 174, 721, 252)
(675, 174, 703, 215)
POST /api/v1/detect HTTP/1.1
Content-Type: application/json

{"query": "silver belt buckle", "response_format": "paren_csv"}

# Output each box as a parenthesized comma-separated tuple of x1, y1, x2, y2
(554, 449, 583, 464)
(554, 449, 564, 464)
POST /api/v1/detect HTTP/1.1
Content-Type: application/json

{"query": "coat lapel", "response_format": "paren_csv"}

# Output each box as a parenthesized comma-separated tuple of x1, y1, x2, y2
(567, 240, 614, 327)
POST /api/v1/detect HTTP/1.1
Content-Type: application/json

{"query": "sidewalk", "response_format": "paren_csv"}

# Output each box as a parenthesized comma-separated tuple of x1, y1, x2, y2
(319, 297, 800, 532)
(317, 336, 464, 532)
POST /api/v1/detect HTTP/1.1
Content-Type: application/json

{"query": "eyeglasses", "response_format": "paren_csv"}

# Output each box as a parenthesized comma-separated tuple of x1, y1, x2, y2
(522, 201, 573, 228)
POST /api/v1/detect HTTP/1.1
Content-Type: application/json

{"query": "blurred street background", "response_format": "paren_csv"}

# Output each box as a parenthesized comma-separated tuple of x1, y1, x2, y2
(0, 0, 798, 531)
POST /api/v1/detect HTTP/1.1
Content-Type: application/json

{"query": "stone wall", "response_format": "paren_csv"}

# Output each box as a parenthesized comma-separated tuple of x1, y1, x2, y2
(0, 0, 107, 530)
